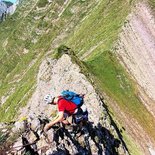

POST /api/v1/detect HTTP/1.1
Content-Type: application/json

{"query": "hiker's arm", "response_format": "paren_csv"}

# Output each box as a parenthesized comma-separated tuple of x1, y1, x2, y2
(44, 111, 64, 131)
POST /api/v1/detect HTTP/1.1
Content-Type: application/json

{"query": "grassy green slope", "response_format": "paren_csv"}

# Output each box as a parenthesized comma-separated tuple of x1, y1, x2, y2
(66, 0, 131, 57)
(149, 0, 155, 10)
(0, 0, 99, 121)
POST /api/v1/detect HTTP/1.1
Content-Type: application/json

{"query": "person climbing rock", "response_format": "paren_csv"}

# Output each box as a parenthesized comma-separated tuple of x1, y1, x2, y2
(43, 91, 88, 132)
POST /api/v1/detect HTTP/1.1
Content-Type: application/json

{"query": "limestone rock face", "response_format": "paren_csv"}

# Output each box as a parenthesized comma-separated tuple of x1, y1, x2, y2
(115, 2, 155, 116)
(8, 54, 128, 155)
(19, 54, 103, 124)
(8, 113, 125, 155)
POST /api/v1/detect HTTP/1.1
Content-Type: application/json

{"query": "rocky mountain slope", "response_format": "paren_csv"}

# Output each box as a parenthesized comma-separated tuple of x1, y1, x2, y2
(116, 2, 155, 116)
(1, 0, 155, 154)
(1, 53, 129, 155)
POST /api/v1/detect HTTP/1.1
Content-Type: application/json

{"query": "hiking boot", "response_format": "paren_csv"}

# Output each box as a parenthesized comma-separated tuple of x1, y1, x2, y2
(81, 126, 89, 138)
(65, 124, 73, 132)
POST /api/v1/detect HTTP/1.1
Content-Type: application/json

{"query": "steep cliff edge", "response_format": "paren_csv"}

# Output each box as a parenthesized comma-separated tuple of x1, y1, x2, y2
(115, 2, 155, 117)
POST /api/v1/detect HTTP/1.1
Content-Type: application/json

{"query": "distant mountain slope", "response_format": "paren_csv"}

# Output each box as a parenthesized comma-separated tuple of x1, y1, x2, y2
(2, 1, 13, 7)
(0, 1, 7, 20)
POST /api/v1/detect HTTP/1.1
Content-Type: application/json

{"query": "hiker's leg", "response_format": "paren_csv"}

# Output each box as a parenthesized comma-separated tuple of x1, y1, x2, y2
(61, 113, 70, 125)
(62, 119, 70, 124)
(62, 114, 73, 125)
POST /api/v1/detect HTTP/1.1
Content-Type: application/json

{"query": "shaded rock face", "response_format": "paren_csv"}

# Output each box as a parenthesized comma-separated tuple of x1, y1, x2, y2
(115, 2, 155, 116)
(10, 54, 129, 154)
(6, 113, 125, 155)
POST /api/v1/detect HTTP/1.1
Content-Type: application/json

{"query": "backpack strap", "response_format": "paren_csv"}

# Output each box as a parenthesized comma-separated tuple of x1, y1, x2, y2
(57, 96, 63, 102)
(57, 96, 78, 114)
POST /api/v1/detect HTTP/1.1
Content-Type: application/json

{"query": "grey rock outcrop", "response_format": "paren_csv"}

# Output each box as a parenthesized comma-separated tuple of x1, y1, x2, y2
(0, 2, 7, 21)
(19, 54, 104, 124)
(6, 53, 129, 155)
(7, 112, 126, 155)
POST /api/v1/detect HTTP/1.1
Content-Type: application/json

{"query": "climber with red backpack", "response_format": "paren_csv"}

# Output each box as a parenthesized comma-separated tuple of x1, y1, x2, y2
(43, 90, 88, 132)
